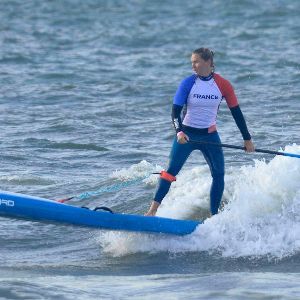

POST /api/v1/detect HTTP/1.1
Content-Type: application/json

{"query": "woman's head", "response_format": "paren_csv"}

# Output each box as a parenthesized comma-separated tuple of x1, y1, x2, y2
(191, 48, 214, 76)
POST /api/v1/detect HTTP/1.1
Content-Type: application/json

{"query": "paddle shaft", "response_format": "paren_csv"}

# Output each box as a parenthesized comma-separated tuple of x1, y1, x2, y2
(188, 139, 300, 158)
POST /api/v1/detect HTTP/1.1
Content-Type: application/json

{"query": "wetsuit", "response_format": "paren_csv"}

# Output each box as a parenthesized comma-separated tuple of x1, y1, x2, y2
(154, 73, 251, 215)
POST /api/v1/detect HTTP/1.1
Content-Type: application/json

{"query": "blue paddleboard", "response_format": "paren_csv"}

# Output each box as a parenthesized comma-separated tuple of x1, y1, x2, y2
(0, 191, 200, 235)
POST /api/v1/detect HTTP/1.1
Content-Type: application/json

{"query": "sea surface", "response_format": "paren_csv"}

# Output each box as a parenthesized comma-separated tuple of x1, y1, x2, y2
(0, 0, 300, 299)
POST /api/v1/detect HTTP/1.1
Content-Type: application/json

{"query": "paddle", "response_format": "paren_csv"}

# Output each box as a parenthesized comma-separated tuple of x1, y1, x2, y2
(188, 139, 300, 159)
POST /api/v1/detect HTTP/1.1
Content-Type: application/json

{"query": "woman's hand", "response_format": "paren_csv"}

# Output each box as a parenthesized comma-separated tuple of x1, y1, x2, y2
(244, 140, 255, 152)
(177, 131, 189, 144)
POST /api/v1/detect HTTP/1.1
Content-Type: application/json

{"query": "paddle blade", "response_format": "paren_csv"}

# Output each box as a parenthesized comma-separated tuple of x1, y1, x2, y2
(283, 152, 300, 159)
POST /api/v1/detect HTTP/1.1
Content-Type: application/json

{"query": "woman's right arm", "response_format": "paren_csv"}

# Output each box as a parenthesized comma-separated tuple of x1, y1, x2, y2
(171, 75, 196, 143)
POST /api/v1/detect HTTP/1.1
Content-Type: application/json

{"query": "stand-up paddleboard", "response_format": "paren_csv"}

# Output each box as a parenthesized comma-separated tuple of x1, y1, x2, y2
(0, 191, 200, 235)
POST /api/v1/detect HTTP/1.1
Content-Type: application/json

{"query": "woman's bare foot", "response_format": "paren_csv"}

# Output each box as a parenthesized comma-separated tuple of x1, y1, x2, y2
(144, 201, 160, 216)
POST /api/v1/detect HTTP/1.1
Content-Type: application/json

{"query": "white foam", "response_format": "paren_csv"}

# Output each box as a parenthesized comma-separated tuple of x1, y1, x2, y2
(97, 145, 300, 259)
(110, 159, 162, 185)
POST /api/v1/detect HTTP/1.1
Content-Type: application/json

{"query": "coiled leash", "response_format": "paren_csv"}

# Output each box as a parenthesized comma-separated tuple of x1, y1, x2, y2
(56, 171, 176, 212)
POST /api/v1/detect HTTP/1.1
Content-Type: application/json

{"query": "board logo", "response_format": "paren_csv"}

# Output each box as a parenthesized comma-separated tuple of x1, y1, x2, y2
(0, 199, 15, 207)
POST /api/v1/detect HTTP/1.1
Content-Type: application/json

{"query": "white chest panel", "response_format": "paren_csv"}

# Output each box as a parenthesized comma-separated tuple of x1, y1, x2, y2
(183, 78, 223, 128)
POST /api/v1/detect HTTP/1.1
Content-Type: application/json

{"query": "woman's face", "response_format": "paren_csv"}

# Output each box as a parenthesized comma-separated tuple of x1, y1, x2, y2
(191, 53, 212, 76)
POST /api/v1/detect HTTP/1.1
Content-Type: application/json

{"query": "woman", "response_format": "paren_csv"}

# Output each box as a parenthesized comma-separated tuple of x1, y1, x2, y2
(145, 48, 255, 216)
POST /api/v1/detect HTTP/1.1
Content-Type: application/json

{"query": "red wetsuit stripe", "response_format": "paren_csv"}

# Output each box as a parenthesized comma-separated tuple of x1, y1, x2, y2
(213, 73, 239, 108)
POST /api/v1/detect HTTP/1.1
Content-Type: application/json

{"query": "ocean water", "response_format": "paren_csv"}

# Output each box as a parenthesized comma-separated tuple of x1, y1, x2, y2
(1, 0, 300, 299)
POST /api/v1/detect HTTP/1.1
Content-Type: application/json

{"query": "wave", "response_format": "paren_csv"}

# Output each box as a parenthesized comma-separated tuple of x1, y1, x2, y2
(97, 145, 300, 259)
(24, 138, 109, 152)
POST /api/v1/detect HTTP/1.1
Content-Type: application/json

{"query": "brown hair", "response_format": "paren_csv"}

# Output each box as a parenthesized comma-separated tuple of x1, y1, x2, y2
(192, 48, 214, 69)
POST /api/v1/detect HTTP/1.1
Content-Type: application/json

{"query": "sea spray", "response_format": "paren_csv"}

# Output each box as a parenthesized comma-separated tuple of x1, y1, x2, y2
(98, 145, 300, 259)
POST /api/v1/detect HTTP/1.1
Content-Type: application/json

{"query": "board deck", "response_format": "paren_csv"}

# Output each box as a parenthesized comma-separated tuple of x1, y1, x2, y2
(0, 191, 200, 235)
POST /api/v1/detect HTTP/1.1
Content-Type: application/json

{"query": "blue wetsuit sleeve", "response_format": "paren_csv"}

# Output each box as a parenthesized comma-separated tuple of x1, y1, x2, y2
(172, 75, 196, 133)
(173, 75, 196, 106)
(230, 105, 251, 140)
(171, 104, 184, 133)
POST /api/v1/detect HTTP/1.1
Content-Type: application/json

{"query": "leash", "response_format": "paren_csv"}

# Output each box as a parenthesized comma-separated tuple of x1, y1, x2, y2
(56, 172, 161, 203)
